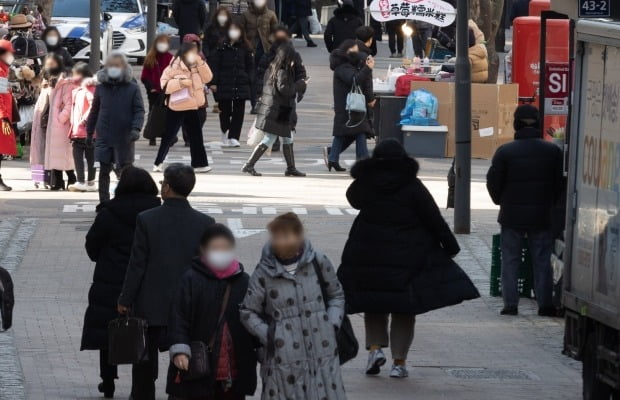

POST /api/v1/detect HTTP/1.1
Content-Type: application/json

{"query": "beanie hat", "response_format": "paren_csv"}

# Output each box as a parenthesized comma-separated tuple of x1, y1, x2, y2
(513, 104, 540, 131)
(373, 138, 407, 160)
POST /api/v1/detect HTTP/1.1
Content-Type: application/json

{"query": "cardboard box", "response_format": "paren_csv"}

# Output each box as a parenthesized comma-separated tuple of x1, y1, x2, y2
(409, 81, 519, 159)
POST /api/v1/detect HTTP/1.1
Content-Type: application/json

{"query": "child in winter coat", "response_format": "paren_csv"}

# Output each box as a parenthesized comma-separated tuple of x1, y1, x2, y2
(68, 63, 97, 192)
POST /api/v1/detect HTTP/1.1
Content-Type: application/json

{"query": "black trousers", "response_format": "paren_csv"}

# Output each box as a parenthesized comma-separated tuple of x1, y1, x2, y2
(386, 20, 405, 53)
(290, 15, 312, 43)
(72, 139, 96, 183)
(182, 107, 206, 145)
(218, 99, 246, 140)
(99, 162, 130, 202)
(100, 349, 118, 383)
(131, 326, 166, 400)
(155, 109, 208, 167)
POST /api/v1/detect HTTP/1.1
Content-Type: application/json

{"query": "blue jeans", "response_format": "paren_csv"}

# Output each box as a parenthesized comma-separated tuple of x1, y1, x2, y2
(500, 226, 553, 309)
(328, 134, 368, 163)
(261, 132, 293, 147)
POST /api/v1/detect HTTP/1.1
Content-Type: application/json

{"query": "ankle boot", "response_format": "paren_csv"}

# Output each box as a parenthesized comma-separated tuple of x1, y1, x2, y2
(0, 175, 11, 191)
(242, 144, 268, 176)
(66, 170, 77, 186)
(283, 143, 306, 177)
(98, 380, 115, 398)
(50, 170, 65, 191)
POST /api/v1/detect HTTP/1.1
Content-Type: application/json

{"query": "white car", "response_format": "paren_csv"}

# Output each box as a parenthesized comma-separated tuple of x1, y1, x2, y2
(51, 0, 114, 62)
(103, 0, 148, 63)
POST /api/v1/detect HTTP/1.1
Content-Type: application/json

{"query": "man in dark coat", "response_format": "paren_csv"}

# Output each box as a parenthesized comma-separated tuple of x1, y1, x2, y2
(118, 164, 215, 399)
(486, 105, 563, 317)
(86, 52, 144, 203)
(172, 0, 208, 38)
(288, 0, 317, 47)
(323, 0, 363, 53)
(337, 139, 479, 377)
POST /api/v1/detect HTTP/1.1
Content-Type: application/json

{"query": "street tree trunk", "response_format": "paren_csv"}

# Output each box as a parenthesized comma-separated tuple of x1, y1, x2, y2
(39, 0, 54, 22)
(475, 0, 505, 83)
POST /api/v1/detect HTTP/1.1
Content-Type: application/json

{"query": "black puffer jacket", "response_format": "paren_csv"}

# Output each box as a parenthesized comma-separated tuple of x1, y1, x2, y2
(256, 41, 307, 97)
(203, 23, 227, 60)
(330, 48, 373, 137)
(486, 127, 564, 230)
(172, 0, 207, 38)
(166, 259, 257, 398)
(323, 6, 363, 52)
(337, 142, 479, 315)
(209, 40, 253, 101)
(255, 60, 305, 137)
(81, 194, 161, 350)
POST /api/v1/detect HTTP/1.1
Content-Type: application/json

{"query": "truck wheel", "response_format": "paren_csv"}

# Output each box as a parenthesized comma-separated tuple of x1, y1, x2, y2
(583, 335, 613, 400)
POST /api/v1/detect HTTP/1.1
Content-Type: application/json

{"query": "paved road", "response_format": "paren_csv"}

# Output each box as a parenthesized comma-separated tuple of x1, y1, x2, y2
(0, 38, 581, 399)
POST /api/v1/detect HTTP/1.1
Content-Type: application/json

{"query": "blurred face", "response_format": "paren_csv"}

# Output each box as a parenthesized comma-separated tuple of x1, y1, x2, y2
(106, 57, 125, 79)
(44, 57, 59, 72)
(274, 32, 288, 42)
(346, 44, 359, 54)
(72, 71, 85, 81)
(217, 12, 228, 26)
(270, 230, 303, 260)
(45, 33, 60, 47)
(184, 49, 199, 65)
(202, 237, 236, 270)
(155, 38, 169, 53)
(106, 57, 124, 70)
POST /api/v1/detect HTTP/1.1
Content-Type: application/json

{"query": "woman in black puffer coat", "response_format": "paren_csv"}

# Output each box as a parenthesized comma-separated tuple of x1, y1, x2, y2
(81, 167, 161, 398)
(209, 22, 253, 147)
(337, 139, 479, 379)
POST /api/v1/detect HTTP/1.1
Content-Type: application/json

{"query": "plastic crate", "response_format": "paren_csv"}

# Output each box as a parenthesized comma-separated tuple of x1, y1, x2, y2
(489, 234, 534, 298)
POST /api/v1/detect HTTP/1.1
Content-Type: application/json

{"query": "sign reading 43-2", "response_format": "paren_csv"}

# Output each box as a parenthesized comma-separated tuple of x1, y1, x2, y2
(369, 0, 456, 27)
(578, 0, 611, 18)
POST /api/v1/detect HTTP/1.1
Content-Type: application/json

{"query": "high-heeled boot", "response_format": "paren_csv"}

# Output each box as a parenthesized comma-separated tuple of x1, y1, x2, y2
(0, 175, 11, 191)
(242, 144, 268, 176)
(283, 143, 306, 177)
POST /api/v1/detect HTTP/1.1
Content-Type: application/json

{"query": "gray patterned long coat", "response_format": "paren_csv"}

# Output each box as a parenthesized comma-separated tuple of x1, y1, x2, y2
(241, 241, 347, 400)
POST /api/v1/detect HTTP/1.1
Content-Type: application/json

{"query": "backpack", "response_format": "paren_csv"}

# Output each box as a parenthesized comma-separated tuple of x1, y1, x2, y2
(0, 266, 14, 331)
(394, 73, 431, 97)
(12, 36, 47, 59)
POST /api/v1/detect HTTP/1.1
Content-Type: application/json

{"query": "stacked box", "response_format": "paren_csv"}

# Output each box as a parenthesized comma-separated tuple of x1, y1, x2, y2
(489, 234, 535, 298)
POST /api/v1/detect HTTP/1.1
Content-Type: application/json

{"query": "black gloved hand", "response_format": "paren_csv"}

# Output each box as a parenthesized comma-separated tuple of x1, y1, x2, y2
(85, 135, 94, 148)
(130, 128, 141, 142)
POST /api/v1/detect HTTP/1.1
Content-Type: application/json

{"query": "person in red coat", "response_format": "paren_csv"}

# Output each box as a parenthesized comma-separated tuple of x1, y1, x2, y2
(141, 34, 173, 146)
(0, 39, 15, 191)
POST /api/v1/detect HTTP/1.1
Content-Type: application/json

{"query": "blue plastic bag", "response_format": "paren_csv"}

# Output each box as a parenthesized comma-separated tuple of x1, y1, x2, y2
(399, 89, 439, 126)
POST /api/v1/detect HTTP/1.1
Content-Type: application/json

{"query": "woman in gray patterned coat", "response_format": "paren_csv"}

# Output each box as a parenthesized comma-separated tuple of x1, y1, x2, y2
(241, 213, 347, 400)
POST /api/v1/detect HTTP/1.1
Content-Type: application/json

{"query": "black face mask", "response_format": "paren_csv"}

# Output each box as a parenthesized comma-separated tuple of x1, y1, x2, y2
(274, 37, 288, 46)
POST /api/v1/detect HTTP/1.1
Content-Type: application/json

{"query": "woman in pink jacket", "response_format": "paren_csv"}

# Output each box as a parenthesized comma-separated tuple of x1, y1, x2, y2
(154, 42, 213, 173)
(68, 63, 98, 192)
(44, 53, 78, 190)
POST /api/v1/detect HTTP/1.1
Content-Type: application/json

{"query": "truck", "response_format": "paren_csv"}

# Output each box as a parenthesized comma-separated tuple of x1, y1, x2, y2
(563, 18, 620, 400)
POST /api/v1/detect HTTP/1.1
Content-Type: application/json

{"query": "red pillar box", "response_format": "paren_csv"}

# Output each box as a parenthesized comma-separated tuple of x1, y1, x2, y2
(529, 0, 551, 16)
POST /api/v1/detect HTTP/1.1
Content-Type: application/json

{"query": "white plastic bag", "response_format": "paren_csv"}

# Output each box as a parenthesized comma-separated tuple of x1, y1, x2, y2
(247, 118, 265, 147)
(17, 104, 34, 130)
(309, 9, 322, 34)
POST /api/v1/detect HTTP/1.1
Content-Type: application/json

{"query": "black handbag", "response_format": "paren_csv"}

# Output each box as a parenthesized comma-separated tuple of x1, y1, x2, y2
(312, 259, 359, 365)
(107, 316, 149, 365)
(181, 284, 231, 381)
(0, 266, 14, 331)
(143, 85, 169, 140)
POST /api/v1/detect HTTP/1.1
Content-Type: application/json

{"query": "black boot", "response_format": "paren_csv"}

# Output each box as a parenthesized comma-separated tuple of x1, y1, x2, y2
(272, 137, 281, 152)
(283, 143, 306, 177)
(242, 144, 268, 176)
(50, 170, 65, 191)
(328, 161, 346, 172)
(98, 380, 115, 398)
(66, 170, 77, 186)
(0, 175, 11, 191)
(149, 138, 156, 146)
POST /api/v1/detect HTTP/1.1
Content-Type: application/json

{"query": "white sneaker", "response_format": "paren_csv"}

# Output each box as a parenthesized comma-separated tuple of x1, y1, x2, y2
(228, 138, 241, 147)
(221, 133, 229, 146)
(86, 181, 97, 192)
(68, 182, 88, 192)
(152, 164, 163, 172)
(194, 166, 212, 173)
(366, 349, 387, 375)
(389, 364, 409, 378)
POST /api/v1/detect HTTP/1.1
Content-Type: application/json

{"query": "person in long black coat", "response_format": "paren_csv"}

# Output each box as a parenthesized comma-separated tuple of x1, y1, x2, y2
(81, 167, 161, 398)
(118, 164, 216, 400)
(337, 139, 480, 378)
(166, 224, 257, 400)
(241, 44, 306, 177)
(323, 0, 363, 53)
(172, 0, 208, 39)
(326, 39, 374, 172)
(209, 22, 253, 146)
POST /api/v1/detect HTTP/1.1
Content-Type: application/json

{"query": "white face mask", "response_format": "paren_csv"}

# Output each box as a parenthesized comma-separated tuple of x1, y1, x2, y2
(217, 15, 228, 26)
(46, 35, 59, 46)
(206, 250, 235, 270)
(107, 67, 122, 79)
(228, 29, 241, 41)
(156, 42, 169, 53)
(185, 53, 197, 65)
(3, 54, 14, 65)
(254, 0, 266, 8)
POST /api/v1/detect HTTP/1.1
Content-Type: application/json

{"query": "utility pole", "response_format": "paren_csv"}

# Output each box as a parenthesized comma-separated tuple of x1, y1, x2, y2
(89, 0, 101, 72)
(146, 0, 158, 49)
(454, 0, 472, 234)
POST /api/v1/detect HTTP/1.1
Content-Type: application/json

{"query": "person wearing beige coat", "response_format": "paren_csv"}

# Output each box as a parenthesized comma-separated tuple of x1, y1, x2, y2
(154, 42, 213, 172)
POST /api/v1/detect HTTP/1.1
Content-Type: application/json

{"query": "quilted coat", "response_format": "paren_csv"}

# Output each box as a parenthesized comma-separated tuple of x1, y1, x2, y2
(44, 76, 76, 171)
(161, 57, 213, 111)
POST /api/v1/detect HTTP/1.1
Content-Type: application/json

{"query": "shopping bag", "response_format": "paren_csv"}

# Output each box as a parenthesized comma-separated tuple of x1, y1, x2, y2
(246, 118, 265, 147)
(17, 104, 34, 131)
(107, 316, 149, 365)
(309, 9, 322, 34)
(143, 91, 168, 139)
